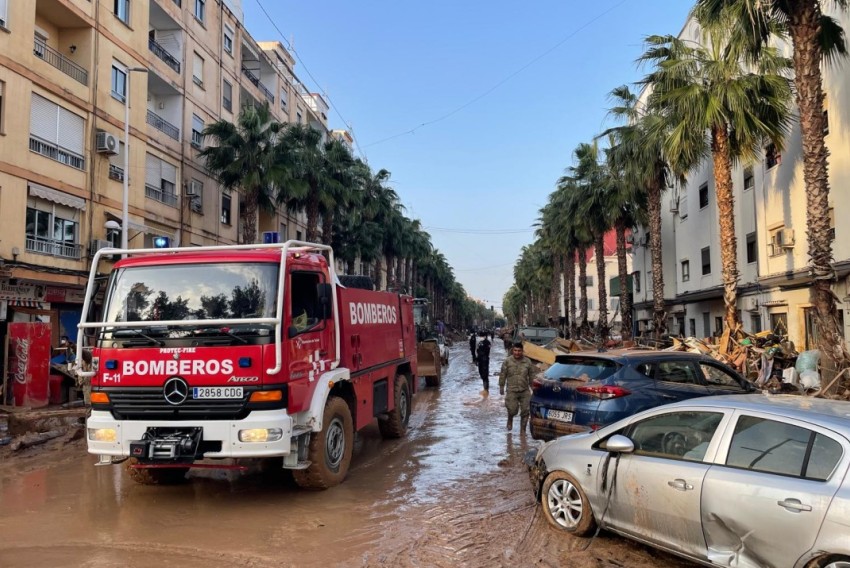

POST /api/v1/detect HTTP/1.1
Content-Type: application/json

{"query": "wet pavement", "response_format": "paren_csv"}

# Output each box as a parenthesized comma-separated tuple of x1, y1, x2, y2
(0, 341, 693, 567)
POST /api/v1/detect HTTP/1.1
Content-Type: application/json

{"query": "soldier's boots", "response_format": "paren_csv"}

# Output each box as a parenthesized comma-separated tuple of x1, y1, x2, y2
(520, 416, 529, 434)
(506, 415, 513, 430)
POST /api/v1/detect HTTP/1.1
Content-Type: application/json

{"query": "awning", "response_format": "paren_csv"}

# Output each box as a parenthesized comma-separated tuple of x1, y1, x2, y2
(7, 298, 47, 308)
(28, 182, 86, 210)
(128, 221, 153, 233)
(762, 300, 788, 307)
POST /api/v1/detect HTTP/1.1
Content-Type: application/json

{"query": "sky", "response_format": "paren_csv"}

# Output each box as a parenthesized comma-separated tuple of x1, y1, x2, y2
(243, 0, 693, 312)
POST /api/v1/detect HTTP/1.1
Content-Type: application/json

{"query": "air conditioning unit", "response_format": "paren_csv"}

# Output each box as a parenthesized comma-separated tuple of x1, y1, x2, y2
(96, 131, 119, 155)
(90, 239, 112, 255)
(744, 297, 759, 312)
(186, 183, 200, 197)
(777, 228, 795, 249)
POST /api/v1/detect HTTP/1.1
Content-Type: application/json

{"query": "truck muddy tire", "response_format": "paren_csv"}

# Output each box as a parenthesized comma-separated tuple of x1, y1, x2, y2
(125, 458, 189, 485)
(378, 374, 411, 439)
(293, 396, 353, 490)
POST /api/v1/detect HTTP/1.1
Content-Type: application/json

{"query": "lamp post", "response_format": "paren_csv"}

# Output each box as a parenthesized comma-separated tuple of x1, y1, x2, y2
(122, 67, 149, 253)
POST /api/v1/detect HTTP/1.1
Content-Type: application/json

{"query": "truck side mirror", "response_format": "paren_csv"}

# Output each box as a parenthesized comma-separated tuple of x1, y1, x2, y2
(317, 283, 333, 319)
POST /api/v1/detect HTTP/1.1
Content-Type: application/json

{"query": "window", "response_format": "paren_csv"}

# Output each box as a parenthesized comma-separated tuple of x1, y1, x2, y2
(701, 246, 711, 275)
(743, 165, 754, 191)
(0, 80, 5, 133)
(222, 79, 232, 112)
(765, 143, 781, 169)
(657, 361, 699, 385)
(587, 298, 594, 310)
(751, 314, 762, 332)
(280, 88, 288, 111)
(223, 24, 233, 55)
(679, 191, 688, 220)
(770, 312, 788, 335)
(698, 183, 709, 209)
(633, 271, 640, 293)
(681, 260, 690, 282)
(296, 229, 302, 240)
(111, 63, 127, 102)
(727, 416, 842, 480)
(823, 101, 829, 135)
(108, 141, 126, 182)
(0, 0, 8, 28)
(583, 275, 594, 287)
(700, 363, 744, 390)
(610, 298, 619, 311)
(280, 223, 287, 240)
(715, 316, 723, 335)
(769, 226, 791, 256)
(290, 272, 324, 334)
(114, 0, 129, 24)
(144, 153, 177, 207)
(189, 179, 203, 213)
(194, 0, 205, 23)
(191, 114, 204, 148)
(193, 52, 204, 87)
(29, 93, 85, 170)
(689, 318, 696, 336)
(623, 411, 724, 461)
(828, 207, 835, 241)
(703, 312, 710, 337)
(221, 193, 232, 225)
(296, 110, 302, 124)
(746, 232, 757, 264)
(25, 193, 82, 260)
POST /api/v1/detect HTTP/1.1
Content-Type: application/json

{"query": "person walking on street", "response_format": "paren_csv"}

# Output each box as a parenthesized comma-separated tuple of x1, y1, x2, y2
(499, 341, 537, 433)
(476, 334, 492, 390)
(469, 331, 477, 363)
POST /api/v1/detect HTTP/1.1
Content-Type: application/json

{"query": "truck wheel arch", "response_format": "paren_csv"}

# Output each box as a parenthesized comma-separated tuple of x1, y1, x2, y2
(301, 368, 351, 433)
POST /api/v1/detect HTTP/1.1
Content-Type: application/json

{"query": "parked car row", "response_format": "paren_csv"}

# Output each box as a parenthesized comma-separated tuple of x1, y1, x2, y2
(526, 394, 850, 568)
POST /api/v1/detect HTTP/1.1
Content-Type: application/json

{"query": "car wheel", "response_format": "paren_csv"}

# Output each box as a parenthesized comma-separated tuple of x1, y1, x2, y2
(815, 556, 850, 568)
(541, 471, 597, 536)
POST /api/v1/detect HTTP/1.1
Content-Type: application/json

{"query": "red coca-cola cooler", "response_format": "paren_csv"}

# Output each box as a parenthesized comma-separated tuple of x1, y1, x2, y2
(9, 322, 51, 408)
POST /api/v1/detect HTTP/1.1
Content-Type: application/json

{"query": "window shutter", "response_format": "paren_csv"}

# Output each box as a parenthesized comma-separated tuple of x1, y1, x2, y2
(57, 107, 84, 154)
(192, 114, 203, 133)
(30, 93, 58, 143)
(108, 142, 125, 167)
(161, 160, 177, 185)
(145, 153, 161, 187)
(193, 54, 203, 79)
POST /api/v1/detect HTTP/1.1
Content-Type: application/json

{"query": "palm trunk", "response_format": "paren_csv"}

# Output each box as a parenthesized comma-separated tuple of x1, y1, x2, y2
(578, 249, 589, 335)
(321, 211, 334, 245)
(648, 167, 667, 336)
(386, 254, 395, 291)
(561, 253, 570, 337)
(788, 2, 850, 381)
(616, 223, 632, 341)
(551, 256, 561, 327)
(595, 237, 609, 341)
(241, 194, 258, 244)
(305, 190, 320, 243)
(405, 258, 413, 291)
(374, 256, 383, 290)
(396, 256, 404, 291)
(711, 125, 740, 331)
(567, 253, 577, 338)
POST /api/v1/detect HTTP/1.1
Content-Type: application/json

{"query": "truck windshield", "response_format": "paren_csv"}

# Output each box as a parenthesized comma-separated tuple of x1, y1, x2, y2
(102, 262, 279, 332)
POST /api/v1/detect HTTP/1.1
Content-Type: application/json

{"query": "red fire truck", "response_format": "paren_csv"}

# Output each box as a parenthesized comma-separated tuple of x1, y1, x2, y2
(76, 241, 417, 489)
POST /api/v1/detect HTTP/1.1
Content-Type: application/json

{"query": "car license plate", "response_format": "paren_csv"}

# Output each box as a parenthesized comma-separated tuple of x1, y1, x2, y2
(193, 387, 243, 399)
(546, 409, 573, 423)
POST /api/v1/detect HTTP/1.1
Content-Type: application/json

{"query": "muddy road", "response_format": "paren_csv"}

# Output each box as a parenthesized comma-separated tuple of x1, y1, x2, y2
(0, 342, 693, 567)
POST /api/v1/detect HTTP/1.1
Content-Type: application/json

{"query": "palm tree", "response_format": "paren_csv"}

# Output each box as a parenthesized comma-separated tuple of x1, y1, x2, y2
(199, 103, 288, 243)
(640, 26, 792, 331)
(319, 139, 357, 246)
(693, 0, 850, 373)
(604, 85, 676, 336)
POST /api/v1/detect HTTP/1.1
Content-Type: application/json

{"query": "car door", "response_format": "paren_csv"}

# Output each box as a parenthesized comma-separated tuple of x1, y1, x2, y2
(604, 408, 730, 558)
(700, 412, 847, 567)
(651, 359, 710, 403)
(697, 361, 751, 395)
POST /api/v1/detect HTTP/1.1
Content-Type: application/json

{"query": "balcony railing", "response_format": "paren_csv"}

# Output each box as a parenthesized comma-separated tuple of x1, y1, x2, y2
(145, 184, 178, 207)
(33, 39, 88, 86)
(241, 65, 275, 103)
(146, 109, 180, 140)
(29, 135, 85, 170)
(148, 37, 180, 73)
(109, 164, 124, 182)
(26, 237, 82, 260)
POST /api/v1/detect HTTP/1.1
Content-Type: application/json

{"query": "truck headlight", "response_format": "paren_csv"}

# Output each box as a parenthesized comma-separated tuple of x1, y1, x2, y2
(88, 428, 117, 443)
(238, 428, 283, 443)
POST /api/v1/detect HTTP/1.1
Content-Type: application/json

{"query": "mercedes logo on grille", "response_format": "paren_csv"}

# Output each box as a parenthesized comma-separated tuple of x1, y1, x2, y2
(163, 377, 189, 406)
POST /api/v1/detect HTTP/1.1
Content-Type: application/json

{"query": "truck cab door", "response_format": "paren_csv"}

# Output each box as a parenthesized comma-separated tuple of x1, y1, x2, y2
(287, 270, 332, 380)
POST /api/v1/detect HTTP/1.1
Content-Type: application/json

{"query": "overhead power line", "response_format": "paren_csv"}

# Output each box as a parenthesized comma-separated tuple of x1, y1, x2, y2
(252, 0, 368, 160)
(364, 0, 631, 148)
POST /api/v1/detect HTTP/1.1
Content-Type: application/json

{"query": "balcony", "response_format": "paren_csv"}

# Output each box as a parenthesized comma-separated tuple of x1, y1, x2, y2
(241, 65, 274, 104)
(29, 135, 85, 170)
(34, 38, 88, 86)
(149, 37, 180, 73)
(26, 237, 82, 260)
(145, 184, 178, 207)
(146, 109, 180, 140)
(109, 164, 124, 182)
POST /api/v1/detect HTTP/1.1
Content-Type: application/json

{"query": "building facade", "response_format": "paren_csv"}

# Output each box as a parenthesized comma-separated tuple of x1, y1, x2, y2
(0, 0, 330, 352)
(631, 10, 850, 352)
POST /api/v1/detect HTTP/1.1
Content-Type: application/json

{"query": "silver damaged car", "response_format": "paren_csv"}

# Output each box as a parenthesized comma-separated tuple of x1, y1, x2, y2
(526, 394, 850, 568)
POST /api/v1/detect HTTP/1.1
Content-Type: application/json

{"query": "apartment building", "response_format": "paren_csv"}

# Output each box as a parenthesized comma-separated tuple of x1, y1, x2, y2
(631, 11, 850, 352)
(0, 0, 330, 348)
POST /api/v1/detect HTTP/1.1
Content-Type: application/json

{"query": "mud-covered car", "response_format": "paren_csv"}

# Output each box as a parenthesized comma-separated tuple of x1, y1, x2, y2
(526, 395, 850, 568)
(530, 350, 754, 440)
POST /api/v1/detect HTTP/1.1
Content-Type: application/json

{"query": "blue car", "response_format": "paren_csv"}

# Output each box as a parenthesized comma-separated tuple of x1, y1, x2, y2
(529, 350, 755, 440)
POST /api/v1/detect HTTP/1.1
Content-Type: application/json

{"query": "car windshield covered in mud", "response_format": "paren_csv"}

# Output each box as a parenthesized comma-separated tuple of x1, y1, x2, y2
(101, 262, 279, 341)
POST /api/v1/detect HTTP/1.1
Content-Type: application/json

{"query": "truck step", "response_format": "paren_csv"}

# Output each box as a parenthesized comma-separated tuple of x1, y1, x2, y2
(282, 453, 312, 469)
(291, 425, 312, 437)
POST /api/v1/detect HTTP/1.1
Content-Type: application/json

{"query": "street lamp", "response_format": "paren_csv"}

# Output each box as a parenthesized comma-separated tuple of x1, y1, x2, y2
(122, 67, 149, 254)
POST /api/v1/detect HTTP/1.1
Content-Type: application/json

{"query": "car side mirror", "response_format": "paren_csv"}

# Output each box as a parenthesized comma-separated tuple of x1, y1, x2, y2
(606, 434, 635, 454)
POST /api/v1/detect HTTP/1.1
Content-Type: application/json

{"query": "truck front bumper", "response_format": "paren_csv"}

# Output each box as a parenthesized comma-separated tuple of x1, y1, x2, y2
(86, 409, 294, 459)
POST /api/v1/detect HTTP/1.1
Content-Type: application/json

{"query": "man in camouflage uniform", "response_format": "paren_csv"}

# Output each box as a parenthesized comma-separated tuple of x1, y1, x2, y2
(499, 342, 537, 433)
